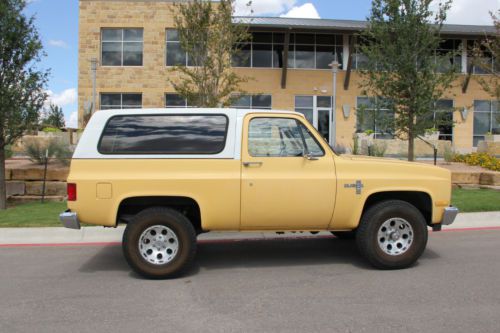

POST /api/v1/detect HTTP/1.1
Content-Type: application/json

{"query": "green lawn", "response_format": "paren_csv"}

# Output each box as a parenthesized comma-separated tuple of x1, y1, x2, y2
(452, 188, 500, 213)
(0, 201, 67, 228)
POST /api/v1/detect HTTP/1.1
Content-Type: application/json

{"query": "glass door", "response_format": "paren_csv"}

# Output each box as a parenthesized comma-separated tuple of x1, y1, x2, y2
(295, 96, 332, 145)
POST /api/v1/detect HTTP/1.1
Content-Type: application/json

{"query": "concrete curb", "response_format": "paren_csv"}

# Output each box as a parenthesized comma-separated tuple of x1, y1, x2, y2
(0, 211, 499, 245)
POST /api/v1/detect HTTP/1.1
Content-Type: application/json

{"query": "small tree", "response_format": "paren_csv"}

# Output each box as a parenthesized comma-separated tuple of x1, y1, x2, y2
(169, 0, 250, 107)
(41, 103, 65, 129)
(0, 0, 49, 209)
(473, 11, 499, 104)
(359, 0, 458, 161)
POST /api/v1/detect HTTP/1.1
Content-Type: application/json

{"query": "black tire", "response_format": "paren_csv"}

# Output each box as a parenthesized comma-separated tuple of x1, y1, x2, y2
(356, 200, 428, 270)
(122, 207, 197, 279)
(331, 231, 356, 240)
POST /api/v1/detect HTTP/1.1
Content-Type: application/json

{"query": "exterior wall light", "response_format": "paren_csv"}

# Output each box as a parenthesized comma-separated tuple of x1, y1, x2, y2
(461, 107, 468, 121)
(342, 104, 351, 119)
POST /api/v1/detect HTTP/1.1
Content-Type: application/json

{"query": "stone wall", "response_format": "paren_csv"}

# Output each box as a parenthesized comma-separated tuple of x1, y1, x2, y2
(5, 163, 69, 203)
(477, 139, 500, 156)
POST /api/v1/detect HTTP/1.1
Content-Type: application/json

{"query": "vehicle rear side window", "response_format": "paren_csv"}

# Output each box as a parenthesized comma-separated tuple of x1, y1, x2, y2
(98, 114, 228, 154)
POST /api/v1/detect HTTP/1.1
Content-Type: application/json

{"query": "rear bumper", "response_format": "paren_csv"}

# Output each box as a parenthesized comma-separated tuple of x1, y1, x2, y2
(432, 206, 459, 231)
(59, 210, 81, 230)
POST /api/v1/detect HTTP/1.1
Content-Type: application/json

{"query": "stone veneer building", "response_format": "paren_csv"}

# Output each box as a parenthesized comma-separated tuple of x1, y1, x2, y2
(79, 0, 498, 153)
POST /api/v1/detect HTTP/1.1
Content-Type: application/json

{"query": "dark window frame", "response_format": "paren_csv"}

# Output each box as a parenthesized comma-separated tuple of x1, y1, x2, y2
(97, 113, 229, 155)
(100, 93, 143, 110)
(165, 93, 197, 108)
(356, 96, 394, 139)
(101, 28, 143, 67)
(232, 32, 343, 70)
(231, 94, 272, 110)
(473, 99, 500, 146)
(166, 29, 190, 67)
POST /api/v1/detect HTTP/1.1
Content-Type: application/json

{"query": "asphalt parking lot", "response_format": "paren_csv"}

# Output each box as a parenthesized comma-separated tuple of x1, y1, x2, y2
(1, 230, 500, 333)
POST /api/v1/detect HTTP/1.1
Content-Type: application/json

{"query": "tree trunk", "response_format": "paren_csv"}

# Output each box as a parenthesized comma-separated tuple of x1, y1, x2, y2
(0, 144, 6, 210)
(408, 133, 415, 162)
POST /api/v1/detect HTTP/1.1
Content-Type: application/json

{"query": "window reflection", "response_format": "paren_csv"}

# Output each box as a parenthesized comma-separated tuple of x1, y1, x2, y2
(102, 28, 143, 66)
(99, 115, 228, 154)
(248, 118, 324, 157)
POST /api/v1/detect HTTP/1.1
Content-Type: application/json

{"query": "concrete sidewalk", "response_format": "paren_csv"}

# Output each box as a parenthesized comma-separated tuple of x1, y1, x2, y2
(0, 211, 499, 245)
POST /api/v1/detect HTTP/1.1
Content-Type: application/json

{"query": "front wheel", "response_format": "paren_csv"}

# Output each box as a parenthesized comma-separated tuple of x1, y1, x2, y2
(356, 200, 428, 270)
(122, 207, 197, 279)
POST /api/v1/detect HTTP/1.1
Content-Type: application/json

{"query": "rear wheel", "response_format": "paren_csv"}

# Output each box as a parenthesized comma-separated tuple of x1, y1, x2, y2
(356, 200, 428, 269)
(122, 207, 197, 279)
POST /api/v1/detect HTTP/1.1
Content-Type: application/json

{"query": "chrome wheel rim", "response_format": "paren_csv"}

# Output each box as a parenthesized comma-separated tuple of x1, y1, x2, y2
(377, 218, 413, 256)
(138, 225, 179, 265)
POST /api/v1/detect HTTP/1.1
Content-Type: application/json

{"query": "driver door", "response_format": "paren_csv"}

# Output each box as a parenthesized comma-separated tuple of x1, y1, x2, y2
(240, 114, 336, 229)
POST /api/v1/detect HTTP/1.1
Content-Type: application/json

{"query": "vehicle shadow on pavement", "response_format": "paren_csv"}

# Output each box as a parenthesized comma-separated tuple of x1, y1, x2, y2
(191, 238, 371, 273)
(77, 238, 441, 278)
(79, 245, 130, 273)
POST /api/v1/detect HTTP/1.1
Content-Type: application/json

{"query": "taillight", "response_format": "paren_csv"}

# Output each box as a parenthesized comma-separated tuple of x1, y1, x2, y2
(67, 183, 77, 201)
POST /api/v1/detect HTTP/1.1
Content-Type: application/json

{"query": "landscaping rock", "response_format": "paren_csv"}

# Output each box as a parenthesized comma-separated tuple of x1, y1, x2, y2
(11, 168, 69, 181)
(7, 195, 65, 204)
(456, 184, 480, 189)
(25, 181, 67, 196)
(480, 173, 500, 186)
(6, 181, 25, 196)
(451, 172, 481, 185)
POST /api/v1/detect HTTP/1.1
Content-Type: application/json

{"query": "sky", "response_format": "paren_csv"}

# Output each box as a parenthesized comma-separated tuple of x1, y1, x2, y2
(23, 0, 499, 128)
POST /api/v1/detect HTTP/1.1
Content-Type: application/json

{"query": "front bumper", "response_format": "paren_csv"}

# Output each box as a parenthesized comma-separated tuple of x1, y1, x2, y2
(59, 210, 81, 230)
(432, 206, 459, 231)
(442, 206, 459, 225)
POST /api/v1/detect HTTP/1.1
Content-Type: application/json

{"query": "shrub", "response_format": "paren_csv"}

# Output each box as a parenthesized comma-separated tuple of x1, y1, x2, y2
(453, 153, 500, 172)
(23, 137, 73, 165)
(352, 135, 360, 155)
(443, 145, 454, 163)
(369, 141, 387, 157)
(333, 143, 347, 154)
(5, 145, 13, 159)
(42, 127, 62, 133)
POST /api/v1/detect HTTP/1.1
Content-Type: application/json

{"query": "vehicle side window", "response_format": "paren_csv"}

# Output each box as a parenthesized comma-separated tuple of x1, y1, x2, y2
(299, 123, 325, 157)
(99, 114, 228, 154)
(248, 118, 324, 157)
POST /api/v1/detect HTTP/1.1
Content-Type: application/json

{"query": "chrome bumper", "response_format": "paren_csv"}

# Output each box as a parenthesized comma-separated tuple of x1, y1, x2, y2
(441, 206, 459, 225)
(59, 210, 81, 230)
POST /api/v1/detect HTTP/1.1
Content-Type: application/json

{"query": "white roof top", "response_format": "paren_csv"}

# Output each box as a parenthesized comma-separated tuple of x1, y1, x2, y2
(94, 108, 302, 118)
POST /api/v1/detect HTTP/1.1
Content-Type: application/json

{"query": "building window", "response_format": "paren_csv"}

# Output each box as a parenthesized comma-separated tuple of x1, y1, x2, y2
(101, 28, 143, 66)
(100, 93, 142, 110)
(252, 33, 273, 68)
(432, 99, 454, 141)
(469, 40, 498, 74)
(166, 29, 192, 66)
(232, 32, 343, 70)
(231, 94, 272, 109)
(166, 93, 187, 108)
(473, 100, 500, 146)
(99, 114, 228, 155)
(294, 96, 314, 124)
(435, 39, 462, 73)
(356, 97, 394, 139)
(354, 39, 463, 72)
(352, 39, 369, 70)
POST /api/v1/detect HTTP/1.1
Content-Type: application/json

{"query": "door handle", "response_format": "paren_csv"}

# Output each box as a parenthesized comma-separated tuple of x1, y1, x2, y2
(243, 161, 263, 167)
(304, 153, 319, 161)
